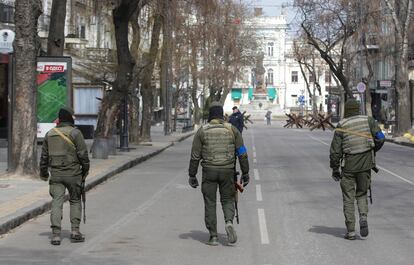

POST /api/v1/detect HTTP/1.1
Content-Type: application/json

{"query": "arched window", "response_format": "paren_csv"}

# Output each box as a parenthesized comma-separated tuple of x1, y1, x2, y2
(267, 69, 274, 85)
(267, 42, 274, 57)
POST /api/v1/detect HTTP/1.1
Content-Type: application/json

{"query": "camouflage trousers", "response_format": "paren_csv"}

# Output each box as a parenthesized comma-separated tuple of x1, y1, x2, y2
(49, 176, 82, 234)
(202, 168, 235, 237)
(340, 170, 371, 232)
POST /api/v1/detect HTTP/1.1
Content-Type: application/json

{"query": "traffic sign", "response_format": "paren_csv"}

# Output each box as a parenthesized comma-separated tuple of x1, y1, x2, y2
(357, 82, 366, 93)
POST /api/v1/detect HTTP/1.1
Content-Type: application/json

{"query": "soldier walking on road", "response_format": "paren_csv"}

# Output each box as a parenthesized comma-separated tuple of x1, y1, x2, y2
(330, 99, 385, 240)
(188, 102, 250, 246)
(39, 107, 90, 246)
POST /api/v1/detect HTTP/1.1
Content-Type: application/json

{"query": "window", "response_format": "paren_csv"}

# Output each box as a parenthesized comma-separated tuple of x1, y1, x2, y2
(267, 69, 274, 85)
(291, 95, 298, 106)
(291, 71, 298, 83)
(0, 4, 14, 23)
(325, 70, 331, 83)
(267, 42, 274, 57)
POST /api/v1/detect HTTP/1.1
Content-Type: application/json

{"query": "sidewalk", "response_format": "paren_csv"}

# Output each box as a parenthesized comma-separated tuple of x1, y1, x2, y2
(0, 126, 194, 235)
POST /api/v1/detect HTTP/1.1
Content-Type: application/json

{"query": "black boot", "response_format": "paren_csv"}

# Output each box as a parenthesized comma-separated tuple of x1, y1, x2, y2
(51, 233, 61, 245)
(70, 228, 85, 243)
(360, 218, 369, 237)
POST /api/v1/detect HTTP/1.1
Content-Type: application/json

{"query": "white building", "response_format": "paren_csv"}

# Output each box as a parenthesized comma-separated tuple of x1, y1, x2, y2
(223, 11, 329, 117)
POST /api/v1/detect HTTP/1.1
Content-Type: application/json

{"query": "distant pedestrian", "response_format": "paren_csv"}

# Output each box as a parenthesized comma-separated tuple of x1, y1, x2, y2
(330, 99, 385, 240)
(39, 107, 90, 246)
(228, 106, 244, 133)
(265, 110, 272, 125)
(188, 102, 250, 246)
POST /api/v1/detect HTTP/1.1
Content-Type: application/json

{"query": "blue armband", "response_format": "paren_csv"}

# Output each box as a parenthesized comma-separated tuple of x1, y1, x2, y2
(236, 145, 247, 157)
(375, 131, 385, 140)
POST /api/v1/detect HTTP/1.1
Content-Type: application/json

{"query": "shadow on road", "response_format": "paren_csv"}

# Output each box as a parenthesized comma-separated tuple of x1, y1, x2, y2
(39, 230, 72, 240)
(308, 225, 346, 239)
(179, 230, 228, 245)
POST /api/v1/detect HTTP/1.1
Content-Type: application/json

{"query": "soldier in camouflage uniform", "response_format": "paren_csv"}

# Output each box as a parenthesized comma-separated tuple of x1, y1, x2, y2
(39, 107, 90, 245)
(330, 99, 385, 240)
(188, 102, 249, 246)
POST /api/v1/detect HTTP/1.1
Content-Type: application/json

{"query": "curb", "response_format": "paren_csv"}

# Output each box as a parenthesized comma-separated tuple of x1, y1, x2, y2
(0, 132, 194, 235)
(385, 138, 414, 148)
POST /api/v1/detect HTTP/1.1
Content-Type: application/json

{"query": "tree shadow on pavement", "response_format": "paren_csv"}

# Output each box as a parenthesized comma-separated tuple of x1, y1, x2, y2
(179, 230, 228, 245)
(39, 230, 72, 240)
(308, 226, 347, 239)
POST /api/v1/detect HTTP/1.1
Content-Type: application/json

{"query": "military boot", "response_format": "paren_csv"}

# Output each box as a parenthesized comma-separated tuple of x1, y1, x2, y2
(360, 218, 369, 238)
(206, 236, 219, 246)
(344, 231, 356, 240)
(225, 221, 237, 244)
(51, 233, 61, 246)
(70, 228, 85, 243)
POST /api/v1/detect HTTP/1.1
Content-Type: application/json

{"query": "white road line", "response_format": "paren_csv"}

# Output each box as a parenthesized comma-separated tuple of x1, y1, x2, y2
(256, 184, 263, 201)
(253, 146, 256, 151)
(258, 208, 270, 244)
(309, 135, 414, 187)
(254, 158, 257, 164)
(254, 168, 260, 180)
(253, 151, 257, 158)
(377, 166, 414, 186)
(309, 135, 330, 146)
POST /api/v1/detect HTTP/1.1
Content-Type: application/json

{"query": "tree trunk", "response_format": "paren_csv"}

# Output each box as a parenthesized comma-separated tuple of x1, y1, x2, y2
(129, 96, 140, 143)
(396, 57, 411, 134)
(140, 13, 162, 142)
(47, 0, 67, 56)
(10, 0, 43, 177)
(95, 93, 122, 137)
(94, 0, 137, 139)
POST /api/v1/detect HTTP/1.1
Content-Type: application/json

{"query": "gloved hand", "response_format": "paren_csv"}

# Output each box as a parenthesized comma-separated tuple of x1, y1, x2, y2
(242, 173, 250, 187)
(188, 175, 199, 188)
(331, 169, 341, 182)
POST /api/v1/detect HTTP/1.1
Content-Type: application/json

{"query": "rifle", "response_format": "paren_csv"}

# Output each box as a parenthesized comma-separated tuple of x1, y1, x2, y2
(234, 171, 244, 224)
(369, 166, 379, 205)
(81, 180, 86, 224)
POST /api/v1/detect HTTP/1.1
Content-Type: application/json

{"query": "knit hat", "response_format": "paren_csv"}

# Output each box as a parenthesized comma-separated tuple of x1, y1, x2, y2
(208, 102, 224, 122)
(58, 106, 75, 124)
(344, 99, 360, 118)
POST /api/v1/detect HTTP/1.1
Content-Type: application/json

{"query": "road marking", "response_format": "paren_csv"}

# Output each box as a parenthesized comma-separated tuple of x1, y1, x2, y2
(254, 158, 257, 164)
(258, 208, 270, 244)
(253, 146, 256, 151)
(309, 135, 414, 187)
(254, 168, 260, 180)
(377, 166, 414, 186)
(256, 184, 263, 201)
(309, 135, 330, 146)
(253, 151, 257, 158)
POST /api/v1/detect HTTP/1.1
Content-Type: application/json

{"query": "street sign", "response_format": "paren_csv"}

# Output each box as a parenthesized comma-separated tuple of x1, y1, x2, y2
(0, 29, 15, 54)
(357, 82, 366, 93)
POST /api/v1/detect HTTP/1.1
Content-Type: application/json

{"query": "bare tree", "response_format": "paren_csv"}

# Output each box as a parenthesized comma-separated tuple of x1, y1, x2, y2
(295, 0, 360, 99)
(9, 0, 43, 177)
(140, 2, 162, 142)
(94, 0, 148, 139)
(384, 0, 413, 134)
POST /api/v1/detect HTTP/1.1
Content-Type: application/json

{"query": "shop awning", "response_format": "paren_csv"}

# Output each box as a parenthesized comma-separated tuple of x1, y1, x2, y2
(248, 87, 253, 100)
(231, 88, 242, 100)
(267, 87, 277, 100)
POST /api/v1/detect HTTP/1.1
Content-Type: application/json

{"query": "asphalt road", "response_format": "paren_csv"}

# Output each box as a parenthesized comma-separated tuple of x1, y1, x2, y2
(0, 123, 413, 265)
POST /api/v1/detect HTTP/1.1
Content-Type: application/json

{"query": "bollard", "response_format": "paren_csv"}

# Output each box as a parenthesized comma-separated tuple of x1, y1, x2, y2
(92, 137, 109, 159)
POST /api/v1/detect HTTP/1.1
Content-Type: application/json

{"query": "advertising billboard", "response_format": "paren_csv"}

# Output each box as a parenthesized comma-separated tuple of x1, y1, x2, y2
(37, 57, 72, 138)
